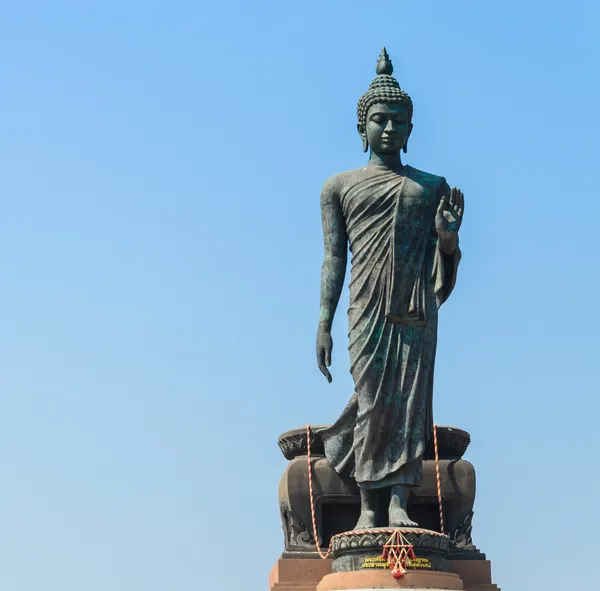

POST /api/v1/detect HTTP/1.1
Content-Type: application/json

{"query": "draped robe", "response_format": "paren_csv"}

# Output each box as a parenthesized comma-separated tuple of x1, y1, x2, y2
(321, 163, 461, 489)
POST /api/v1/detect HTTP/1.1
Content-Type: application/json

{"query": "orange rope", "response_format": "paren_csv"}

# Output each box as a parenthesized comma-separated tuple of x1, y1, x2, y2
(305, 423, 447, 561)
(306, 424, 333, 559)
(433, 423, 444, 535)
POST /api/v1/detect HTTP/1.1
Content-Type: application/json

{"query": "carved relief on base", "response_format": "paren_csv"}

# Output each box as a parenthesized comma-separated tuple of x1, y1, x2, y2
(451, 510, 474, 550)
(280, 504, 316, 550)
(331, 528, 450, 555)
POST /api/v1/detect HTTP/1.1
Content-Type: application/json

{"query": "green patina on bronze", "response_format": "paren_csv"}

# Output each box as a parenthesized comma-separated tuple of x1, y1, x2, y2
(316, 49, 465, 531)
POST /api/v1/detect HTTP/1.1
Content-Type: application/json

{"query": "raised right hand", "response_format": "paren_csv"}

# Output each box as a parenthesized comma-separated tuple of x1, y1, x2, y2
(316, 327, 333, 383)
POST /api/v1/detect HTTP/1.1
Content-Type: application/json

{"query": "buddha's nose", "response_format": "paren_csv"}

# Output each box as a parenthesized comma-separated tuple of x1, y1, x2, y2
(384, 120, 396, 133)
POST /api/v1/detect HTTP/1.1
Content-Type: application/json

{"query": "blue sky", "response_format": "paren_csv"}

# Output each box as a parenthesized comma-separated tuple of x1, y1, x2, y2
(1, 1, 599, 589)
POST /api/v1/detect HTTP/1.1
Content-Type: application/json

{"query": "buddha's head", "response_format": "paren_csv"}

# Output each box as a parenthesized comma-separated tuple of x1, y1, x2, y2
(357, 49, 413, 155)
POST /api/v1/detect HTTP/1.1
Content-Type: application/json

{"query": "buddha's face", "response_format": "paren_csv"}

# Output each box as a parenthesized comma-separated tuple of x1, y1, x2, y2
(363, 103, 412, 154)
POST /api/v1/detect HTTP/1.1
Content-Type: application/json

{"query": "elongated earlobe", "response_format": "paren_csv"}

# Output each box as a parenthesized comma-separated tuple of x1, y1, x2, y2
(403, 123, 413, 154)
(357, 122, 368, 153)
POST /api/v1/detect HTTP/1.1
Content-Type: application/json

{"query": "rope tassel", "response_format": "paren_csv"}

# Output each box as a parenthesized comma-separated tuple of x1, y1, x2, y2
(382, 530, 416, 578)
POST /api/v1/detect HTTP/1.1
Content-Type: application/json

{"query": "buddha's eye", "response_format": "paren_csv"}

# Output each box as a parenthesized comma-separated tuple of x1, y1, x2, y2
(371, 115, 385, 123)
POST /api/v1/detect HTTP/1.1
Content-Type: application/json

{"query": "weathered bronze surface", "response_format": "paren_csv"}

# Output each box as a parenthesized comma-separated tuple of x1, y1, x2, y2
(316, 49, 464, 530)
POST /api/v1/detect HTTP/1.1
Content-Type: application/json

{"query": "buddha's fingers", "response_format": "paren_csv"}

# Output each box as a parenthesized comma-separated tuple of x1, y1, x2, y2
(321, 366, 332, 383)
(437, 195, 448, 214)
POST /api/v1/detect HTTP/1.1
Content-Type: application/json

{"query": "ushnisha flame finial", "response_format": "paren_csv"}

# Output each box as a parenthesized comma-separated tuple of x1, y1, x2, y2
(375, 47, 394, 76)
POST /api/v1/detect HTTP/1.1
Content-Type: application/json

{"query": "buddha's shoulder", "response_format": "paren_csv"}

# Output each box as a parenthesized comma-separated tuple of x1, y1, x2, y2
(321, 166, 381, 195)
(404, 165, 448, 191)
(322, 167, 366, 190)
(322, 165, 449, 195)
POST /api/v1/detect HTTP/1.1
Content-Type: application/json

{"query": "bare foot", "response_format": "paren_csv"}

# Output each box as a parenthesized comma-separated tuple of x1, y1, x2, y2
(389, 484, 418, 528)
(354, 509, 376, 530)
(388, 506, 418, 528)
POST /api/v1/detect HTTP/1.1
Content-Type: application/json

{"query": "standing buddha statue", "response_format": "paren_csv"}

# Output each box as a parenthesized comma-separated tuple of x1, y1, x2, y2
(316, 48, 465, 530)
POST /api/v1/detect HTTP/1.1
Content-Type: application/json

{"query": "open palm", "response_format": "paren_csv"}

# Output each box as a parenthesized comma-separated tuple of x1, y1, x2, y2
(436, 187, 464, 236)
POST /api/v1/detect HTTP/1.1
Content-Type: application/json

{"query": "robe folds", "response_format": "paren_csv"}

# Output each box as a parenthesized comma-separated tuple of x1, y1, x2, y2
(321, 163, 461, 489)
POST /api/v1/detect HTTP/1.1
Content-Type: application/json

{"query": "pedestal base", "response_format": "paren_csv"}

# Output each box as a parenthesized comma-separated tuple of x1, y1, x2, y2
(268, 557, 500, 591)
(317, 570, 463, 590)
(269, 557, 332, 591)
(330, 528, 450, 574)
(450, 560, 499, 590)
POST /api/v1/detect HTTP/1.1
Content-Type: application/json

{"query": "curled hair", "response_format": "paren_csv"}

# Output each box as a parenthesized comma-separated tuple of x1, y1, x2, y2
(357, 49, 413, 131)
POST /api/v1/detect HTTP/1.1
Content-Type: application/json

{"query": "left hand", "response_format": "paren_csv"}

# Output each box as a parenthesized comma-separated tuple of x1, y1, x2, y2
(436, 187, 464, 238)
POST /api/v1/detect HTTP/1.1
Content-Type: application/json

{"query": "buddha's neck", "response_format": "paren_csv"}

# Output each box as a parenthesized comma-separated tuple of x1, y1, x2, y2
(369, 151, 403, 170)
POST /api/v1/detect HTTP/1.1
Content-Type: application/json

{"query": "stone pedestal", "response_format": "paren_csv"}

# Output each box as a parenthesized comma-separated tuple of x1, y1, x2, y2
(278, 426, 476, 553)
(450, 560, 499, 590)
(269, 557, 331, 591)
(268, 557, 499, 591)
(271, 426, 501, 590)
(317, 569, 463, 590)
(330, 529, 450, 573)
